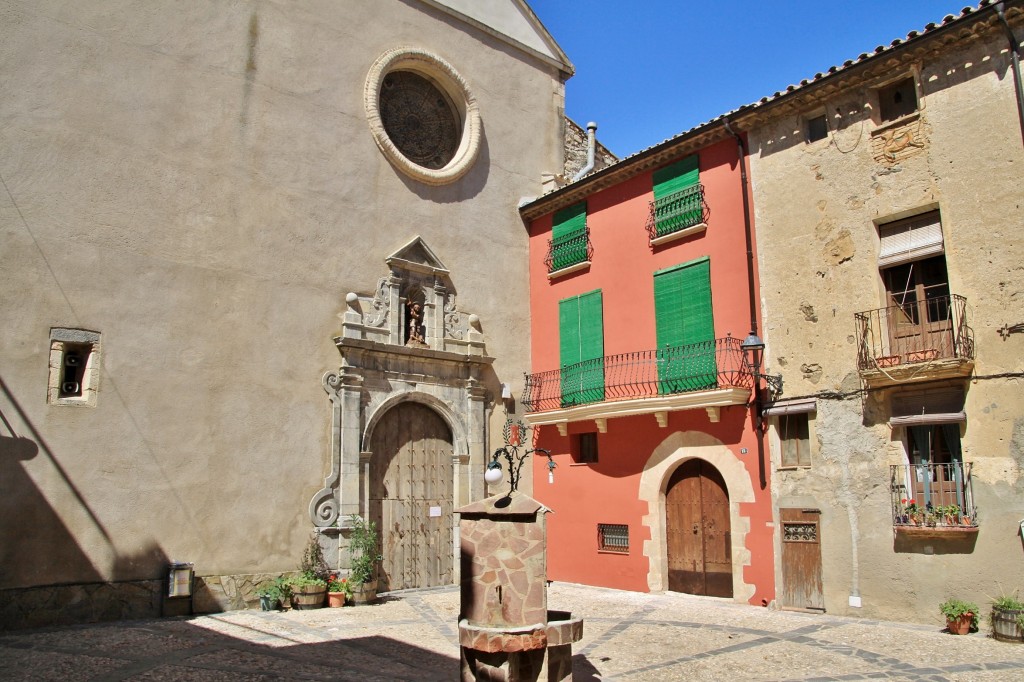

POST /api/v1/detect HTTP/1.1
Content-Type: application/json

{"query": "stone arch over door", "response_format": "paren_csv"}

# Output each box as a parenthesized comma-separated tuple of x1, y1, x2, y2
(639, 430, 756, 602)
(367, 401, 454, 591)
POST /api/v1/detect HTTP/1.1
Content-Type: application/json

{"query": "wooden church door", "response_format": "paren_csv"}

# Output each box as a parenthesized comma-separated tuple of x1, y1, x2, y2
(369, 402, 454, 592)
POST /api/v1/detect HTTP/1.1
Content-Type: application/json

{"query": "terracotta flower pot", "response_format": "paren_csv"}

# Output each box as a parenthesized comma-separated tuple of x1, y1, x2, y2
(327, 591, 347, 607)
(947, 613, 973, 635)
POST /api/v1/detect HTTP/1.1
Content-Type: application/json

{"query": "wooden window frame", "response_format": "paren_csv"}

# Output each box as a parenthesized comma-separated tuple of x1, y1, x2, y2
(877, 76, 918, 124)
(778, 412, 812, 468)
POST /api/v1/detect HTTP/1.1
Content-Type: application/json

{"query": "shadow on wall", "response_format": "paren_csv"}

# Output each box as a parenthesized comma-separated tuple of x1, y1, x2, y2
(0, 376, 106, 589)
(0, 376, 173, 629)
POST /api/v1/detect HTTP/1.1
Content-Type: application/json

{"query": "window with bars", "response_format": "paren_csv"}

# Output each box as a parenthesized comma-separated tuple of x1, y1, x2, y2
(597, 523, 629, 553)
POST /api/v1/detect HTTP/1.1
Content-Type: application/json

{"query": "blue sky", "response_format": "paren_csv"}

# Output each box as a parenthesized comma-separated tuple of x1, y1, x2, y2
(528, 1, 974, 157)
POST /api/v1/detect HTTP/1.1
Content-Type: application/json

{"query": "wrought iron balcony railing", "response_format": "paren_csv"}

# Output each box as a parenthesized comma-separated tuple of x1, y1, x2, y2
(522, 336, 753, 413)
(890, 462, 977, 529)
(855, 294, 974, 371)
(647, 183, 710, 241)
(545, 226, 593, 273)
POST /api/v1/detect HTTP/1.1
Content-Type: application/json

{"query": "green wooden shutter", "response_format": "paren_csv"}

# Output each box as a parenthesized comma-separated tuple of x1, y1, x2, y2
(653, 258, 716, 393)
(559, 290, 604, 407)
(551, 202, 588, 271)
(653, 156, 699, 199)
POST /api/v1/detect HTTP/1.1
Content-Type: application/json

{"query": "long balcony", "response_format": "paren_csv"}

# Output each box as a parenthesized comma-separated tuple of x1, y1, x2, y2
(890, 462, 977, 533)
(521, 336, 753, 433)
(856, 294, 974, 386)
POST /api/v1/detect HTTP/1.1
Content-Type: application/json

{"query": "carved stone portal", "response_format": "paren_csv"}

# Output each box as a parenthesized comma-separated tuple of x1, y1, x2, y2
(308, 237, 493, 585)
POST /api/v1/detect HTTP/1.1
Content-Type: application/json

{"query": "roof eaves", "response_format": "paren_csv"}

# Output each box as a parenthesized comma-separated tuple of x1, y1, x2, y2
(520, 1, 1015, 223)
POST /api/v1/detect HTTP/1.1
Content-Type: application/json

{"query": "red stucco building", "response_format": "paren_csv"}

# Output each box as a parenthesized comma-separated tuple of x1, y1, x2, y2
(518, 125, 776, 606)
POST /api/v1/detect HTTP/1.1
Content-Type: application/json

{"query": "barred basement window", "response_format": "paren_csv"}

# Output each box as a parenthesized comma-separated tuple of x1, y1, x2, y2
(597, 523, 628, 553)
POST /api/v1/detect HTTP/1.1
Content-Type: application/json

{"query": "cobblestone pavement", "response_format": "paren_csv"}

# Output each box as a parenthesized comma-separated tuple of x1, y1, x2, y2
(2, 583, 1024, 681)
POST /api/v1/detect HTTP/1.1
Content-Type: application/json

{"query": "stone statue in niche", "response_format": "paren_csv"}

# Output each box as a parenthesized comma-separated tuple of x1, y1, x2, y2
(405, 300, 426, 347)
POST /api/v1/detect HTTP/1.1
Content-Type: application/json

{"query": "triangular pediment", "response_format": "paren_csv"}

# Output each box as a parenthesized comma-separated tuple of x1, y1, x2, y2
(386, 236, 450, 277)
(416, 0, 572, 75)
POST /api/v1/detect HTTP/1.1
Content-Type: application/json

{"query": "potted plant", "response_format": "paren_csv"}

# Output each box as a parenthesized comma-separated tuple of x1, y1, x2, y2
(939, 598, 978, 635)
(902, 498, 921, 525)
(256, 583, 281, 611)
(290, 533, 330, 609)
(991, 592, 1024, 643)
(327, 574, 350, 607)
(274, 577, 292, 610)
(347, 514, 383, 604)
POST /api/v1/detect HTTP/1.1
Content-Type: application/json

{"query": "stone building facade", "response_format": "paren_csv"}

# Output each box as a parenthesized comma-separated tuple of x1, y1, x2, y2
(0, 0, 571, 628)
(738, 2, 1024, 623)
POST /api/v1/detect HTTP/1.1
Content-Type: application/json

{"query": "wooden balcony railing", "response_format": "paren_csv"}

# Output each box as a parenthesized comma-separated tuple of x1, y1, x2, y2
(890, 462, 977, 529)
(522, 336, 753, 413)
(855, 294, 974, 370)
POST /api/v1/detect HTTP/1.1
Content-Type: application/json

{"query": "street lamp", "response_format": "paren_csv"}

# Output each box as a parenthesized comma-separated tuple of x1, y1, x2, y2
(486, 418, 554, 494)
(740, 331, 783, 416)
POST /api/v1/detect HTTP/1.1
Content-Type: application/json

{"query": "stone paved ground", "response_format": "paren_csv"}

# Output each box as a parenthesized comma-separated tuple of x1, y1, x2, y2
(2, 583, 1024, 681)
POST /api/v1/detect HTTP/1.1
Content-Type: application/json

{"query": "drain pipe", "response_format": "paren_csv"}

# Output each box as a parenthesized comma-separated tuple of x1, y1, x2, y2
(571, 122, 598, 182)
(723, 119, 759, 343)
(723, 118, 766, 490)
(996, 2, 1024, 147)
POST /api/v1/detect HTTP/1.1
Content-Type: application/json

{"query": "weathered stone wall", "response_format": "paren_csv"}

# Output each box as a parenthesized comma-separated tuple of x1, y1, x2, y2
(748, 15, 1024, 624)
(0, 0, 566, 624)
(563, 118, 618, 180)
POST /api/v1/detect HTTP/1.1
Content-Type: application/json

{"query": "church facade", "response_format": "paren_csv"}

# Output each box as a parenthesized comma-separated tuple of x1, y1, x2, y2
(0, 0, 571, 627)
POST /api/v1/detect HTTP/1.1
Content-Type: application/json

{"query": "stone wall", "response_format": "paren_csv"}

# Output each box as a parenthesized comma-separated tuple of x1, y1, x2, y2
(747, 9, 1024, 624)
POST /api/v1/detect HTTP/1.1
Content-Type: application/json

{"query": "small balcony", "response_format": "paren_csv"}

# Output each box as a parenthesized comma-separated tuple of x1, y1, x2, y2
(521, 337, 753, 433)
(855, 294, 974, 386)
(646, 183, 709, 246)
(890, 462, 978, 535)
(545, 227, 593, 277)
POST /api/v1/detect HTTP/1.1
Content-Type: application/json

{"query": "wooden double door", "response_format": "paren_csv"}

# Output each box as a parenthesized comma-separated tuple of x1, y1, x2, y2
(665, 459, 732, 597)
(369, 402, 454, 592)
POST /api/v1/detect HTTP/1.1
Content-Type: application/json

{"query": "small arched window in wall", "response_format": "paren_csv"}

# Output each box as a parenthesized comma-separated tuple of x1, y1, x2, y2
(48, 328, 100, 407)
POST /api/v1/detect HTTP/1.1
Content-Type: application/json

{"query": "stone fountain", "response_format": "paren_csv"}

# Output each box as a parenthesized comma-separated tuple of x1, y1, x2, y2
(456, 420, 583, 681)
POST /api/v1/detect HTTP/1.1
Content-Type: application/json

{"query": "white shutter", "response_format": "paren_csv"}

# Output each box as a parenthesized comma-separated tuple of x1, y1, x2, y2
(878, 211, 943, 267)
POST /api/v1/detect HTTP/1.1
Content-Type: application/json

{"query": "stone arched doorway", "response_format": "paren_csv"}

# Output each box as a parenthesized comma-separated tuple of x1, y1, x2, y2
(369, 401, 454, 592)
(665, 459, 733, 598)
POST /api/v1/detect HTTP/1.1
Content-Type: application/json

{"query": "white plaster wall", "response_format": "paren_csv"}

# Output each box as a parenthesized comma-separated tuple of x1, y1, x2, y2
(749, 26, 1024, 624)
(0, 0, 564, 588)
